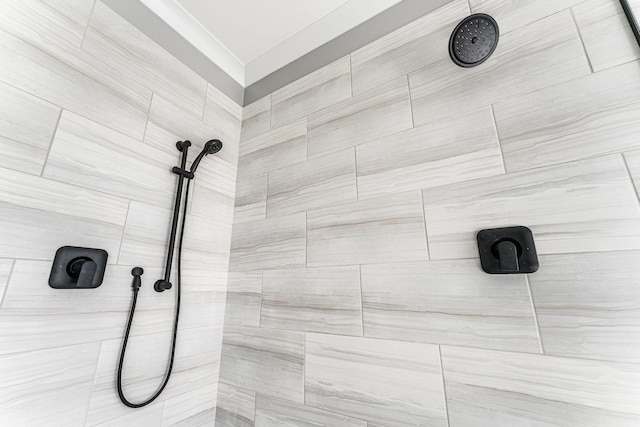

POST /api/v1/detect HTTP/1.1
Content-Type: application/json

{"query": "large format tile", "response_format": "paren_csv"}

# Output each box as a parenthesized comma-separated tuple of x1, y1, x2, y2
(267, 148, 357, 217)
(220, 325, 304, 402)
(87, 327, 221, 425)
(0, 261, 171, 355)
(225, 272, 262, 327)
(215, 382, 256, 427)
(356, 107, 504, 199)
(496, 61, 640, 172)
(0, 343, 100, 426)
(573, 0, 640, 72)
(469, 0, 589, 34)
(351, 0, 470, 94)
(161, 384, 217, 426)
(261, 266, 362, 335)
(0, 81, 60, 175)
(44, 111, 177, 210)
(305, 334, 447, 427)
(0, 167, 128, 261)
(307, 77, 412, 158)
(234, 168, 268, 224)
(361, 260, 540, 352)
(0, 27, 149, 140)
(83, 1, 207, 118)
(255, 395, 367, 427)
(241, 94, 271, 142)
(624, 148, 640, 195)
(307, 192, 428, 267)
(410, 11, 590, 126)
(0, 259, 11, 306)
(204, 83, 243, 146)
(441, 346, 640, 426)
(229, 213, 306, 271)
(530, 251, 640, 363)
(239, 118, 307, 169)
(271, 55, 352, 128)
(422, 155, 640, 259)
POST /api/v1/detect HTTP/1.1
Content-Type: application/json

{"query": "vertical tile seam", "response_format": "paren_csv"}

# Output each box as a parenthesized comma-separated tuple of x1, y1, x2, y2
(201, 83, 208, 122)
(525, 275, 545, 354)
(420, 190, 431, 260)
(305, 211, 309, 268)
(40, 108, 63, 177)
(570, 7, 595, 74)
(358, 264, 365, 337)
(622, 153, 640, 206)
(142, 93, 154, 143)
(354, 147, 360, 202)
(83, 340, 106, 427)
(115, 200, 132, 264)
(349, 53, 354, 98)
(303, 331, 307, 405)
(0, 259, 16, 312)
(80, 0, 98, 48)
(438, 345, 451, 427)
(489, 104, 508, 174)
(258, 270, 264, 327)
(406, 75, 415, 129)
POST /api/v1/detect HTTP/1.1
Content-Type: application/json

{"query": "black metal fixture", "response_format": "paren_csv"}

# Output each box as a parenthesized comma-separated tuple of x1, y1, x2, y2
(477, 226, 539, 274)
(620, 0, 640, 47)
(49, 246, 108, 289)
(449, 13, 499, 68)
(117, 138, 223, 408)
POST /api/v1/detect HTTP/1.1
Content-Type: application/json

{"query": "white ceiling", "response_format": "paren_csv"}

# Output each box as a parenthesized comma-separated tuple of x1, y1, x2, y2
(140, 0, 403, 86)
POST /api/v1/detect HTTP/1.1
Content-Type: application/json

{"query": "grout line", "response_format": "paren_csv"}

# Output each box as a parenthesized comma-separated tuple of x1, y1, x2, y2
(438, 345, 451, 427)
(467, 0, 472, 13)
(0, 259, 17, 312)
(420, 190, 431, 260)
(142, 93, 154, 142)
(358, 265, 365, 337)
(406, 75, 415, 128)
(526, 275, 545, 354)
(570, 8, 594, 74)
(258, 270, 264, 326)
(622, 153, 640, 206)
(202, 83, 208, 122)
(268, 95, 273, 131)
(303, 332, 307, 405)
(264, 171, 270, 219)
(40, 108, 63, 177)
(489, 105, 508, 174)
(82, 340, 104, 427)
(115, 200, 132, 264)
(304, 212, 308, 268)
(353, 147, 359, 202)
(80, 0, 98, 48)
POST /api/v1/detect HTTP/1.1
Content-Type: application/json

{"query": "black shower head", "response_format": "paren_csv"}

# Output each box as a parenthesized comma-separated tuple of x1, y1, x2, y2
(204, 139, 223, 155)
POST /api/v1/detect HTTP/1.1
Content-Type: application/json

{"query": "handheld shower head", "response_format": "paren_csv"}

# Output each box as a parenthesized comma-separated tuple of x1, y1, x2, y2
(189, 139, 223, 176)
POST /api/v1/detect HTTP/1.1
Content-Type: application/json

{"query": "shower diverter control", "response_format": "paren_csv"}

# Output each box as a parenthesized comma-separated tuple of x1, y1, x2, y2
(477, 226, 538, 274)
(49, 246, 108, 289)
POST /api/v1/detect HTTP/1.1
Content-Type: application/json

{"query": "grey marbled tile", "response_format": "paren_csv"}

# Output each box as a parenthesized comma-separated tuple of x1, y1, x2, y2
(410, 11, 590, 127)
(267, 148, 357, 217)
(351, 0, 470, 95)
(239, 118, 307, 166)
(229, 213, 306, 271)
(225, 272, 263, 327)
(44, 111, 177, 210)
(305, 334, 447, 427)
(361, 260, 540, 352)
(161, 384, 217, 427)
(307, 192, 427, 267)
(234, 168, 268, 224)
(204, 83, 243, 146)
(0, 343, 100, 426)
(356, 107, 504, 199)
(241, 94, 271, 142)
(83, 1, 207, 118)
(573, 0, 640, 72)
(0, 261, 172, 355)
(191, 181, 235, 226)
(271, 55, 352, 128)
(0, 26, 149, 140)
(261, 266, 362, 335)
(0, 167, 128, 261)
(496, 61, 640, 172)
(307, 77, 412, 158)
(441, 346, 640, 426)
(118, 201, 171, 268)
(624, 149, 640, 196)
(0, 259, 12, 306)
(145, 94, 236, 166)
(87, 327, 222, 425)
(530, 251, 640, 363)
(255, 395, 367, 427)
(422, 155, 640, 259)
(469, 0, 588, 34)
(0, 81, 60, 175)
(216, 382, 256, 427)
(220, 325, 304, 402)
(41, 0, 94, 38)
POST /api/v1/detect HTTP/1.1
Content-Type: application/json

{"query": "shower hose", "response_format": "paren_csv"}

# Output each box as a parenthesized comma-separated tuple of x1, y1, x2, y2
(116, 180, 191, 408)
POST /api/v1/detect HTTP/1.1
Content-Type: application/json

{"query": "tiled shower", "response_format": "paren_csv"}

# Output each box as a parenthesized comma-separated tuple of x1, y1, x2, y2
(1, 0, 640, 426)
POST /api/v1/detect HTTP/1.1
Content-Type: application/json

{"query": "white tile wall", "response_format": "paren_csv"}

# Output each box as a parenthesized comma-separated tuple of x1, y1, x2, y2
(0, 1, 240, 425)
(222, 0, 640, 425)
